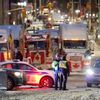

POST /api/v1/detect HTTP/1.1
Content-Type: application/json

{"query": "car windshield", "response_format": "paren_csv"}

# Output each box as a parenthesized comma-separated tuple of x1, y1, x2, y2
(28, 41, 47, 50)
(63, 40, 86, 49)
(0, 43, 8, 51)
(93, 61, 100, 68)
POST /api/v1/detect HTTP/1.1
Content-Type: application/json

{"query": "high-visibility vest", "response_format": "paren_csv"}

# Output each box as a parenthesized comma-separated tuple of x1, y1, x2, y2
(59, 61, 67, 69)
(52, 60, 59, 71)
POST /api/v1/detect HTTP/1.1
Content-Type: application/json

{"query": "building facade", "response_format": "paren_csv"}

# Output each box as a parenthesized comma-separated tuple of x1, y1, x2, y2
(0, 0, 10, 24)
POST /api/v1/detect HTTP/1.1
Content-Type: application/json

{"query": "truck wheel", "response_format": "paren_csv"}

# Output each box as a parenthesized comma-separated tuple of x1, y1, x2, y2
(87, 83, 92, 87)
(7, 78, 14, 90)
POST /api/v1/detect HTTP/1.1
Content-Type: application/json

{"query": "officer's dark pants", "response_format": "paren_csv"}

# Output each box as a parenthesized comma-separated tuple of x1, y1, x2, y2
(59, 68, 68, 90)
(54, 70, 59, 90)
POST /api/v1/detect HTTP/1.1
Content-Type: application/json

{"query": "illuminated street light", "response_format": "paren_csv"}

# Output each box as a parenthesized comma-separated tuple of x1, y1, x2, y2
(58, 10, 60, 13)
(17, 1, 27, 7)
(75, 9, 80, 14)
(7, 11, 11, 15)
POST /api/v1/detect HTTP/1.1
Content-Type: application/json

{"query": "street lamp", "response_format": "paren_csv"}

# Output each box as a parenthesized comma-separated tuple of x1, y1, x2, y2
(17, 1, 27, 23)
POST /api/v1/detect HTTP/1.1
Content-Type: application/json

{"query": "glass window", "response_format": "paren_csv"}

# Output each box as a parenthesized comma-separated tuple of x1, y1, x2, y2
(19, 64, 35, 71)
(0, 43, 8, 51)
(28, 41, 46, 50)
(12, 63, 20, 69)
(63, 40, 86, 49)
(94, 61, 100, 68)
(2, 63, 13, 69)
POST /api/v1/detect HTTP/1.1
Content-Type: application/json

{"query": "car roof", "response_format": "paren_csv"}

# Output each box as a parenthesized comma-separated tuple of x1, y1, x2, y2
(0, 60, 39, 70)
(0, 60, 26, 64)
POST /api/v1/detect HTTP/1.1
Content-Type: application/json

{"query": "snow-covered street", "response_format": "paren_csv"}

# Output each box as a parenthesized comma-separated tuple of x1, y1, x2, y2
(1, 87, 100, 100)
(1, 74, 100, 100)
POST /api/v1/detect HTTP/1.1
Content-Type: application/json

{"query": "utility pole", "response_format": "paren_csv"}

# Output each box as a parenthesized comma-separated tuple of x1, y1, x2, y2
(72, 0, 74, 22)
(97, 0, 100, 38)
(39, 0, 41, 14)
(34, 0, 37, 19)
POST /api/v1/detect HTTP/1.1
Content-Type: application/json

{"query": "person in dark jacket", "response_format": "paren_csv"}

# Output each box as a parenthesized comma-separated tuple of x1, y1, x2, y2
(15, 49, 23, 61)
(59, 55, 70, 90)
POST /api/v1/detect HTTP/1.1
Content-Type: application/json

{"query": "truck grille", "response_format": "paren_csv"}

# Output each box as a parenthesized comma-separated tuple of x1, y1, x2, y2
(70, 56, 82, 61)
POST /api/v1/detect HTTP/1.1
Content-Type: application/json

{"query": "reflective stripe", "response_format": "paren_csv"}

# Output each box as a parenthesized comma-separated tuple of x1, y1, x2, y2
(59, 61, 67, 69)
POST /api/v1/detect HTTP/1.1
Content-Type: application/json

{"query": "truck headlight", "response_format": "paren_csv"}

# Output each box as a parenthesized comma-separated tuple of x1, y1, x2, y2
(14, 72, 21, 77)
(86, 69, 94, 75)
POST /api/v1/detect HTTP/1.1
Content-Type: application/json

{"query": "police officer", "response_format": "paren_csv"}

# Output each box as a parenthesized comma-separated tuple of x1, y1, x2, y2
(59, 55, 70, 90)
(15, 49, 23, 61)
(52, 54, 60, 90)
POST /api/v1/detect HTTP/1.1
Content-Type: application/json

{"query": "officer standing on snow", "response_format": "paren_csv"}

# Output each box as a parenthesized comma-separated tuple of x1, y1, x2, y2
(59, 55, 70, 90)
(52, 53, 60, 90)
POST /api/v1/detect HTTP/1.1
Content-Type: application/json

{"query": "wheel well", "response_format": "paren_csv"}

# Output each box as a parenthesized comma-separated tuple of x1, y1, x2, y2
(7, 76, 15, 86)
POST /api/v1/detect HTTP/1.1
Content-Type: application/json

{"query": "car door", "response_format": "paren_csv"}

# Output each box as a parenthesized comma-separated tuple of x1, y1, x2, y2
(19, 63, 41, 85)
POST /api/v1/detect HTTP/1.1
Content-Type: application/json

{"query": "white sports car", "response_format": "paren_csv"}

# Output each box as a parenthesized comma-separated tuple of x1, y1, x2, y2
(0, 60, 54, 90)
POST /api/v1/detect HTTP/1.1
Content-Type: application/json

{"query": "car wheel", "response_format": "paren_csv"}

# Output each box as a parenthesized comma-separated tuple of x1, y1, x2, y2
(7, 78, 14, 90)
(39, 76, 54, 88)
(87, 83, 92, 87)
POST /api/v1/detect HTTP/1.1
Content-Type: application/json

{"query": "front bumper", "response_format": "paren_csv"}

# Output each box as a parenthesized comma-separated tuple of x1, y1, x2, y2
(86, 75, 100, 84)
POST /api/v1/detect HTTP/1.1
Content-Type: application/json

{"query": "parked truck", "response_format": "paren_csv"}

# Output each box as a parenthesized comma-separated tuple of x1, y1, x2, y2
(19, 29, 53, 69)
(0, 29, 13, 61)
(59, 22, 90, 72)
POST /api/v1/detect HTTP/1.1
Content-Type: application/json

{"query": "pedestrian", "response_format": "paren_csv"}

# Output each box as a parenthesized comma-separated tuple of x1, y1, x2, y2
(52, 54, 60, 90)
(15, 49, 23, 61)
(59, 55, 70, 90)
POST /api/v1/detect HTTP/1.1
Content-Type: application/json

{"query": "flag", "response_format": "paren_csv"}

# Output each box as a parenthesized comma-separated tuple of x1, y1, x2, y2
(8, 32, 14, 50)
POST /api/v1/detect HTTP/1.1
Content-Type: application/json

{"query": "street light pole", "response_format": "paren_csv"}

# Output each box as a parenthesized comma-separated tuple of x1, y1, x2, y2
(39, 0, 41, 14)
(97, 0, 100, 38)
(34, 0, 37, 19)
(72, 0, 74, 22)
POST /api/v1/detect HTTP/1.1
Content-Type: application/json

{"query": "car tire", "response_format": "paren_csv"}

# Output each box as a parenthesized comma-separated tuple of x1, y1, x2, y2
(87, 83, 92, 87)
(39, 76, 54, 88)
(7, 77, 15, 90)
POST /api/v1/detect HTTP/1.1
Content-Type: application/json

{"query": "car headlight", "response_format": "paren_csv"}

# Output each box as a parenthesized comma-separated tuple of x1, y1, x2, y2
(14, 72, 21, 77)
(86, 55, 92, 60)
(86, 69, 94, 75)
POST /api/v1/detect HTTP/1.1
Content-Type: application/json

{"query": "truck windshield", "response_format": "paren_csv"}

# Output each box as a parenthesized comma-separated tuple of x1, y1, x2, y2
(63, 40, 86, 49)
(28, 41, 47, 50)
(0, 43, 7, 51)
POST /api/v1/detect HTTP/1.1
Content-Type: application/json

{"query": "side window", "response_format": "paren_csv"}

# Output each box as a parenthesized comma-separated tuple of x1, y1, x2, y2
(2, 64, 12, 69)
(20, 64, 33, 70)
(12, 64, 20, 69)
